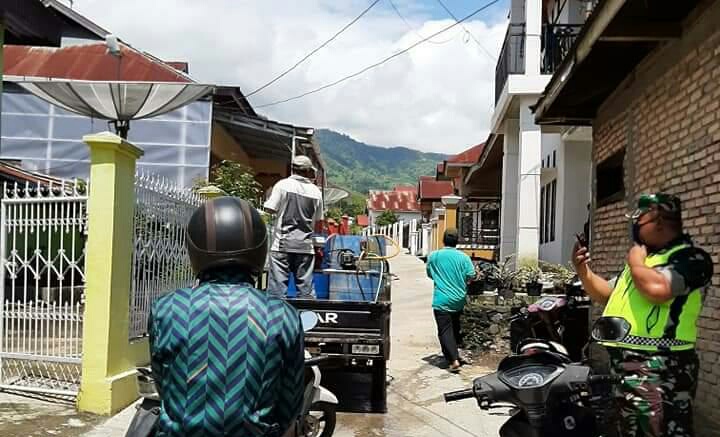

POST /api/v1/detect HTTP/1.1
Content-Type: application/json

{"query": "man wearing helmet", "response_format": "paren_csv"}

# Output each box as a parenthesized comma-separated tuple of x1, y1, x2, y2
(573, 193, 713, 437)
(148, 197, 305, 437)
(264, 155, 324, 299)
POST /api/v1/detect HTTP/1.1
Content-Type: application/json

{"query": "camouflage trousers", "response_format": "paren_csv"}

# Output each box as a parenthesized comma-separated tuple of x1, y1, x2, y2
(608, 348, 699, 437)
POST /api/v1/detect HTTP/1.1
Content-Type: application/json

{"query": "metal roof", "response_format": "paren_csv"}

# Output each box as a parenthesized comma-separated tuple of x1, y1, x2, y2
(3, 43, 193, 82)
(1, 0, 108, 46)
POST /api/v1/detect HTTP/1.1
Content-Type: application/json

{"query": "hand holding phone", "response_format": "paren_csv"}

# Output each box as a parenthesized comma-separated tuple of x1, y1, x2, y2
(575, 233, 588, 249)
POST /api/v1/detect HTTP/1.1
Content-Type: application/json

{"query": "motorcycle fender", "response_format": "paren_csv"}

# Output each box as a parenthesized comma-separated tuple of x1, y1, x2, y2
(313, 386, 338, 405)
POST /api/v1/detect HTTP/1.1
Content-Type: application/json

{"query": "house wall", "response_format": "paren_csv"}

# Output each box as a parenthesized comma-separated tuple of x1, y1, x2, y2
(591, 3, 720, 427)
(0, 86, 211, 187)
(368, 210, 422, 227)
(539, 133, 562, 263)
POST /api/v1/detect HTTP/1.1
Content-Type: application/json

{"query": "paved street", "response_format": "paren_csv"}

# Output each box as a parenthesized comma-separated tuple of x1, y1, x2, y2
(330, 254, 505, 437)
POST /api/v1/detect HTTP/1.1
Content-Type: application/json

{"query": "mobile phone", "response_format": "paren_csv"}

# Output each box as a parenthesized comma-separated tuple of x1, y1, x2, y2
(576, 233, 588, 248)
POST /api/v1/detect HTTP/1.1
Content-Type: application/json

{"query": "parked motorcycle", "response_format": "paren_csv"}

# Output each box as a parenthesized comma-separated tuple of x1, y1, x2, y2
(298, 311, 338, 437)
(508, 280, 591, 362)
(444, 317, 627, 437)
(125, 311, 338, 437)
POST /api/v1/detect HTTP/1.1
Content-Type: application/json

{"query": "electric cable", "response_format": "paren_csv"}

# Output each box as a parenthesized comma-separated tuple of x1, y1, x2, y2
(255, 0, 501, 109)
(245, 0, 382, 98)
(433, 0, 498, 61)
(387, 0, 459, 45)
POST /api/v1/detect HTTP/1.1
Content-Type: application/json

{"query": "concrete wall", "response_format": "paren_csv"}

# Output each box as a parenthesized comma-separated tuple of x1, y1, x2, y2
(368, 210, 422, 227)
(539, 133, 562, 263)
(591, 2, 720, 427)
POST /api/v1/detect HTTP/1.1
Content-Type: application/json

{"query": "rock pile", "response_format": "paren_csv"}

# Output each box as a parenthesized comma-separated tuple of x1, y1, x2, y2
(461, 300, 512, 354)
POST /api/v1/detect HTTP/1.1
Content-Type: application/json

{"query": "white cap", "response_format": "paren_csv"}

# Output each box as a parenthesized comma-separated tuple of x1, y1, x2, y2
(292, 155, 316, 172)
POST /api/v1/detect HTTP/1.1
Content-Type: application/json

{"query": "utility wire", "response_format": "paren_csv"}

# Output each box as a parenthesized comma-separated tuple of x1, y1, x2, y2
(256, 0, 501, 109)
(387, 0, 459, 45)
(245, 0, 382, 98)
(434, 0, 498, 61)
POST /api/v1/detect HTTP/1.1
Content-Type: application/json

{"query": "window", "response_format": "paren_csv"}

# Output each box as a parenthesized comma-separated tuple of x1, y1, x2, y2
(596, 149, 625, 207)
(540, 179, 557, 244)
(540, 186, 546, 244)
(552, 150, 557, 168)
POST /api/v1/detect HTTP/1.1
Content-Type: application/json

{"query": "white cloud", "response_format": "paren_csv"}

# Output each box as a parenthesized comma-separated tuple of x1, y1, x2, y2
(73, 0, 507, 153)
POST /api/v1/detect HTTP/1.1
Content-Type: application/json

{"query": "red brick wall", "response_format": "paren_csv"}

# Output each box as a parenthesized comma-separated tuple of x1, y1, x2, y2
(592, 19, 720, 429)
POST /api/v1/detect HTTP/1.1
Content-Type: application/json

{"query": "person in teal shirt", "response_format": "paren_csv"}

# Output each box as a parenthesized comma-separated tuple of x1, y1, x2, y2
(426, 229, 477, 371)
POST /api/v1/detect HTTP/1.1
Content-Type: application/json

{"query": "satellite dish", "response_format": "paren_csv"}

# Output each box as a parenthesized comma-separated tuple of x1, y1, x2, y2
(324, 187, 350, 206)
(7, 77, 213, 138)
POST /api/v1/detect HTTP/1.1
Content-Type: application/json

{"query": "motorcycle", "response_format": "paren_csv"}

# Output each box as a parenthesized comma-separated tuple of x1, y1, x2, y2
(508, 280, 591, 362)
(444, 317, 628, 437)
(298, 311, 339, 437)
(125, 311, 338, 437)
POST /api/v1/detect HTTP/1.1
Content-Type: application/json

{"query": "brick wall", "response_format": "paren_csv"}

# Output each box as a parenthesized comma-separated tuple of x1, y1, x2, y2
(591, 17, 720, 429)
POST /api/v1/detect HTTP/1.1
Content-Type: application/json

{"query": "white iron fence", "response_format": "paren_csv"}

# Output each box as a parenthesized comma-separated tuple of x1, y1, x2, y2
(0, 181, 88, 396)
(129, 174, 202, 339)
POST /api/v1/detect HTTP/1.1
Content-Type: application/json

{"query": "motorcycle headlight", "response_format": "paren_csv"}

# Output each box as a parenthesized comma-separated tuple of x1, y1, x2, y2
(499, 365, 563, 389)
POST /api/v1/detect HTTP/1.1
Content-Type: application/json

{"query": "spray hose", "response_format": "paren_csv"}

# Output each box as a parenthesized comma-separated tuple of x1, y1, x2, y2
(359, 234, 401, 261)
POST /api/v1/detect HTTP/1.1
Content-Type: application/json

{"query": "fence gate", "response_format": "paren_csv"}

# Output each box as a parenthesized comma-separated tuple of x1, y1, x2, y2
(0, 182, 88, 397)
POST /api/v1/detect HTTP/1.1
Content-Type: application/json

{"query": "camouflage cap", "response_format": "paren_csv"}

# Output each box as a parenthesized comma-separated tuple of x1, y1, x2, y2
(627, 193, 682, 220)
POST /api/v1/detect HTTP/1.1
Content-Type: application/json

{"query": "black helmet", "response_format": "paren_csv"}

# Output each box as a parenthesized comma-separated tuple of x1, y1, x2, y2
(186, 197, 268, 276)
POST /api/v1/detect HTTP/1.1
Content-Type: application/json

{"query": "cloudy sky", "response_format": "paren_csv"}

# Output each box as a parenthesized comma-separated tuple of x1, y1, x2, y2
(73, 0, 510, 153)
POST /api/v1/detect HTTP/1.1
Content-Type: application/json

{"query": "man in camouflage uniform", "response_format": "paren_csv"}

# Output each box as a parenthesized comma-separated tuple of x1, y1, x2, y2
(574, 193, 713, 437)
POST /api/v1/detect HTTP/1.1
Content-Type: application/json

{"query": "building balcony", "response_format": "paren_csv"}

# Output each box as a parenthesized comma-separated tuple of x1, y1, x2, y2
(541, 24, 583, 74)
(494, 22, 583, 104)
(495, 23, 526, 104)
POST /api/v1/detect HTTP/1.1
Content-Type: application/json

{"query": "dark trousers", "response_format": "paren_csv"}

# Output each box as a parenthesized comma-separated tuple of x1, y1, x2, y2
(434, 310, 463, 364)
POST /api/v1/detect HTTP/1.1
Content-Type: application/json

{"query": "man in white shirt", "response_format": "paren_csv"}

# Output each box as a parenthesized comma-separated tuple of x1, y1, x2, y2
(264, 155, 324, 299)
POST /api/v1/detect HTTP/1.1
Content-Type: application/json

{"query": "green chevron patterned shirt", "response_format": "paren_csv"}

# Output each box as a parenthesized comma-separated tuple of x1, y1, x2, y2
(149, 270, 305, 437)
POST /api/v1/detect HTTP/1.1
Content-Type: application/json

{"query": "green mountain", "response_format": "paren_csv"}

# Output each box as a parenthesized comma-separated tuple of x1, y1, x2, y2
(315, 129, 447, 194)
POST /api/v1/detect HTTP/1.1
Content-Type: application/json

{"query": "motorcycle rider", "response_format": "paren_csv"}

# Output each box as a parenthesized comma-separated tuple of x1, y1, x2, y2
(573, 193, 713, 437)
(148, 197, 305, 437)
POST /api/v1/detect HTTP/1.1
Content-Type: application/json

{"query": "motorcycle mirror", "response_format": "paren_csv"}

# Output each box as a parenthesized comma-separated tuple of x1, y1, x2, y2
(591, 317, 631, 342)
(300, 311, 319, 332)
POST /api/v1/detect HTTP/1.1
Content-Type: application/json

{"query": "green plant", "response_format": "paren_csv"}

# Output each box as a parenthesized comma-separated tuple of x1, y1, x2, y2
(193, 160, 263, 208)
(375, 210, 399, 226)
(489, 255, 520, 292)
(517, 265, 542, 286)
(538, 260, 576, 284)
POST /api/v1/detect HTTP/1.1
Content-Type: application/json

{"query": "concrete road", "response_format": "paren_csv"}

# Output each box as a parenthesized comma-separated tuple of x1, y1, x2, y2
(331, 253, 505, 437)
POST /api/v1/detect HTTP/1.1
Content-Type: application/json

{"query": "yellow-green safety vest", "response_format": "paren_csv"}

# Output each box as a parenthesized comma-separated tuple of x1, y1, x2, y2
(602, 243, 702, 352)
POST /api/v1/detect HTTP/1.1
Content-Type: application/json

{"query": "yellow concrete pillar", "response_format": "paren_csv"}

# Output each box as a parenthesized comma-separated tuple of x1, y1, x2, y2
(435, 209, 446, 249)
(196, 184, 227, 199)
(78, 132, 144, 415)
(440, 196, 462, 249)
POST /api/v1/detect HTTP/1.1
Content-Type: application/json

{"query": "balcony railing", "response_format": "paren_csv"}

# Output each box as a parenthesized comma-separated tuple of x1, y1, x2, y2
(541, 24, 583, 74)
(495, 23, 526, 104)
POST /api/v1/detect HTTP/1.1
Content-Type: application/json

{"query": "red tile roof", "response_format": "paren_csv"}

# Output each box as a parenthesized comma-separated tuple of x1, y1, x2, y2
(3, 43, 192, 83)
(447, 143, 485, 165)
(367, 189, 420, 212)
(393, 184, 416, 192)
(356, 215, 370, 227)
(418, 176, 454, 200)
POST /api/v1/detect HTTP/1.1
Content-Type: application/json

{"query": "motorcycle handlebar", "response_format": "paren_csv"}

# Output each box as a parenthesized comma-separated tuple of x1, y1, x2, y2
(444, 388, 475, 403)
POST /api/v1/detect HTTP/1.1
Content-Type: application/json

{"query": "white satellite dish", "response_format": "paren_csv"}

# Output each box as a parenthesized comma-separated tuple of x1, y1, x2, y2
(324, 187, 350, 207)
(7, 76, 213, 138)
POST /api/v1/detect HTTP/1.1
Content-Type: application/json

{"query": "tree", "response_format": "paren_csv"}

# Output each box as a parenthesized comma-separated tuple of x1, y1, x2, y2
(193, 160, 263, 207)
(376, 210, 399, 227)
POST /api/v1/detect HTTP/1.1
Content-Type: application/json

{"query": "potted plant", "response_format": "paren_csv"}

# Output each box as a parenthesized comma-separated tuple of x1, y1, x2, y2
(520, 266, 543, 296)
(489, 255, 519, 300)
